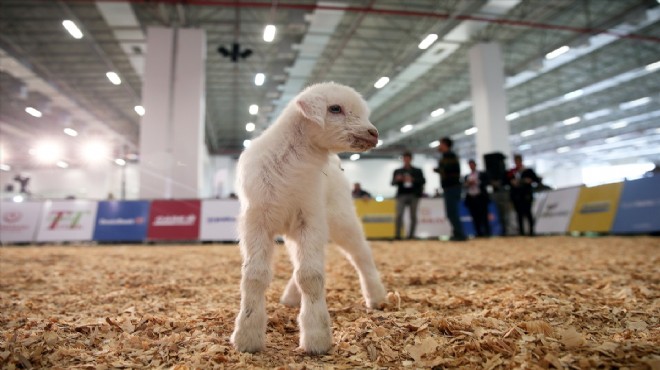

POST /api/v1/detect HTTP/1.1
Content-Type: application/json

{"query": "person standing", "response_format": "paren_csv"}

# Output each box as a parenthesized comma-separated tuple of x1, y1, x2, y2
(434, 137, 467, 241)
(391, 151, 425, 240)
(464, 159, 491, 237)
(507, 154, 541, 236)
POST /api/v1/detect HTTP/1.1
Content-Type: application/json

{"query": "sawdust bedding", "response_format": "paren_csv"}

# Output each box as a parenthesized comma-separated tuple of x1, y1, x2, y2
(0, 236, 658, 369)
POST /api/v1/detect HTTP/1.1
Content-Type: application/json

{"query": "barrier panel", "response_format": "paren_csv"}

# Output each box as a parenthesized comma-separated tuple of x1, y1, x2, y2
(354, 199, 395, 239)
(200, 199, 240, 241)
(612, 176, 660, 234)
(0, 201, 43, 243)
(412, 198, 451, 238)
(147, 200, 201, 241)
(536, 186, 581, 234)
(568, 182, 623, 233)
(93, 201, 151, 242)
(36, 200, 98, 242)
(459, 202, 502, 236)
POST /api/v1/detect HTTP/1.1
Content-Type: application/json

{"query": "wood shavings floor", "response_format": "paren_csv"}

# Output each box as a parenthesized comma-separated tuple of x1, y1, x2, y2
(1, 236, 658, 369)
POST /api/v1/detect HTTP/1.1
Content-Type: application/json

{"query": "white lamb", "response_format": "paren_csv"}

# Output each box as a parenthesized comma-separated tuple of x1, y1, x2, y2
(230, 82, 387, 355)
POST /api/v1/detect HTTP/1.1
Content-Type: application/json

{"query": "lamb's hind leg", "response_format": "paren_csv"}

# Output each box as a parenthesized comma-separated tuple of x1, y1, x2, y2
(231, 212, 274, 353)
(329, 206, 387, 309)
(280, 244, 301, 307)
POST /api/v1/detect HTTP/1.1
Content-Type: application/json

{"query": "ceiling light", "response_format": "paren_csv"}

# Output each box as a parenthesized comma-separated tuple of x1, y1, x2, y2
(114, 158, 126, 166)
(62, 20, 83, 39)
(63, 128, 78, 137)
(564, 89, 583, 99)
(465, 127, 478, 135)
(562, 116, 581, 125)
(245, 122, 255, 132)
(374, 77, 390, 89)
(583, 108, 611, 120)
(32, 141, 63, 164)
(545, 45, 570, 60)
(81, 141, 109, 163)
(418, 34, 438, 50)
(565, 132, 581, 140)
(25, 107, 42, 118)
(134, 105, 145, 116)
(254, 73, 265, 86)
(56, 161, 69, 169)
(350, 153, 360, 161)
(619, 97, 651, 110)
(506, 112, 520, 121)
(376, 140, 383, 147)
(263, 25, 276, 42)
(605, 137, 621, 144)
(400, 124, 413, 133)
(249, 104, 259, 115)
(430, 108, 445, 117)
(518, 144, 531, 150)
(13, 195, 24, 203)
(610, 121, 628, 129)
(645, 60, 660, 72)
(243, 139, 251, 148)
(106, 72, 121, 85)
(556, 146, 571, 153)
(429, 140, 440, 148)
(0, 164, 10, 171)
(520, 129, 535, 137)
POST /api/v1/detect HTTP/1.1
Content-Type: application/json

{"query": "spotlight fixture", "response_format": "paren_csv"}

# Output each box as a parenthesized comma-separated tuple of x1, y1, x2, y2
(218, 43, 253, 63)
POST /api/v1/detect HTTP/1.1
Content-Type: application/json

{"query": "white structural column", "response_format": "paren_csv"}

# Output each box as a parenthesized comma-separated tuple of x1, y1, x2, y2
(468, 43, 512, 165)
(139, 27, 206, 198)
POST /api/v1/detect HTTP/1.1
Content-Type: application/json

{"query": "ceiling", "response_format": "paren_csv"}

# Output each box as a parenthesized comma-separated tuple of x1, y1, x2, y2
(1, 0, 659, 172)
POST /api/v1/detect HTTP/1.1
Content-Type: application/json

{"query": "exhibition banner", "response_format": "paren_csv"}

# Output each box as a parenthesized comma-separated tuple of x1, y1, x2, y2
(533, 191, 549, 219)
(200, 199, 240, 241)
(612, 176, 660, 234)
(411, 198, 452, 238)
(354, 199, 395, 239)
(93, 201, 151, 242)
(36, 200, 98, 242)
(147, 200, 201, 240)
(0, 201, 43, 243)
(568, 182, 623, 232)
(535, 186, 581, 234)
(459, 202, 502, 237)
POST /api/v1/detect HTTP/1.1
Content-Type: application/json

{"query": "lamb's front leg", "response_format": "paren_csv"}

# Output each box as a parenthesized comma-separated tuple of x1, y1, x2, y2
(287, 224, 332, 354)
(231, 227, 274, 353)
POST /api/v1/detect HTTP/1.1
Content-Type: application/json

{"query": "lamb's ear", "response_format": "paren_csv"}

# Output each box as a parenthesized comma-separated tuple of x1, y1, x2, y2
(296, 93, 326, 126)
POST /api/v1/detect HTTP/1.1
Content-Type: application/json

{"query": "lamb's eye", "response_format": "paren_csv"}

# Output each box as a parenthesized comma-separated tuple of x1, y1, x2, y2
(328, 105, 342, 114)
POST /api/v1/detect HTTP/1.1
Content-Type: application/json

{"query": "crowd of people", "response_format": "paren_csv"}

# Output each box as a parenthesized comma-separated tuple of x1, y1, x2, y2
(353, 137, 543, 241)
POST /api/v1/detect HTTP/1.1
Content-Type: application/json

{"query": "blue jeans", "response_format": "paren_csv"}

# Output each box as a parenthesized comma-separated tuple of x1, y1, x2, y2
(444, 186, 466, 239)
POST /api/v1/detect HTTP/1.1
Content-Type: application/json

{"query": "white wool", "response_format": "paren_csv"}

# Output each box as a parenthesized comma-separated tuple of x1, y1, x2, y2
(230, 82, 387, 354)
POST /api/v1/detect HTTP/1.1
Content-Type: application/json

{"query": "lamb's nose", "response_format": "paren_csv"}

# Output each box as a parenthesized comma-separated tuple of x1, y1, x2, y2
(367, 128, 379, 139)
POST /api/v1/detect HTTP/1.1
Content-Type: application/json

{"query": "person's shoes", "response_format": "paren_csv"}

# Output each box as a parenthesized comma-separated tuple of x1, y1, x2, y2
(393, 236, 402, 241)
(449, 236, 468, 242)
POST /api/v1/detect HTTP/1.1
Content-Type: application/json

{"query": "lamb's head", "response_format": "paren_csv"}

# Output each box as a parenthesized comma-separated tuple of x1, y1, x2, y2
(294, 82, 379, 153)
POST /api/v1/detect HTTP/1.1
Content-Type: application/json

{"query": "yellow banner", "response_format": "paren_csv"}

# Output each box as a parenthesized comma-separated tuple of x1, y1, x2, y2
(568, 182, 623, 232)
(354, 199, 395, 239)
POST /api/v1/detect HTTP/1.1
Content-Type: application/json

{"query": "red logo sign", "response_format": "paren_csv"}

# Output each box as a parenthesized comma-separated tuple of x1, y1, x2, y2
(2, 211, 22, 223)
(147, 200, 200, 240)
(46, 211, 88, 230)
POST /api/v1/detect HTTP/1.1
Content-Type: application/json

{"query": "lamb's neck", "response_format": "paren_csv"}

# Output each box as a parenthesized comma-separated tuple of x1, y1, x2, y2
(272, 118, 328, 173)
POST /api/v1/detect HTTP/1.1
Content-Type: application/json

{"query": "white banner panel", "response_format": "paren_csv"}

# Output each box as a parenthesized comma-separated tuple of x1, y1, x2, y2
(409, 198, 452, 238)
(36, 200, 98, 242)
(200, 199, 240, 241)
(535, 186, 581, 234)
(0, 201, 43, 243)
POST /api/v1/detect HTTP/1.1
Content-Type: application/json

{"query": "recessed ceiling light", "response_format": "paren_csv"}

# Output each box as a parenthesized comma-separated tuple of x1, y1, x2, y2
(249, 104, 259, 115)
(565, 132, 581, 140)
(243, 139, 251, 148)
(418, 34, 438, 50)
(374, 77, 390, 89)
(254, 73, 265, 86)
(0, 164, 11, 171)
(63, 128, 78, 137)
(610, 121, 628, 129)
(564, 89, 583, 100)
(506, 112, 520, 121)
(430, 108, 445, 117)
(520, 129, 535, 137)
(134, 105, 145, 116)
(556, 146, 571, 153)
(376, 140, 383, 147)
(545, 45, 570, 60)
(263, 25, 276, 42)
(605, 137, 621, 144)
(400, 124, 413, 133)
(106, 72, 121, 85)
(25, 107, 42, 118)
(62, 20, 83, 39)
(519, 144, 531, 150)
(562, 116, 581, 125)
(245, 122, 255, 132)
(645, 60, 660, 72)
(114, 158, 126, 166)
(56, 160, 69, 168)
(350, 153, 360, 161)
(429, 140, 440, 148)
(619, 97, 651, 110)
(464, 127, 478, 135)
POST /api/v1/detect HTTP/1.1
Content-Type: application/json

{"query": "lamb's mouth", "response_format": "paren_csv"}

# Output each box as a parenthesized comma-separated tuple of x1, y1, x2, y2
(351, 135, 378, 150)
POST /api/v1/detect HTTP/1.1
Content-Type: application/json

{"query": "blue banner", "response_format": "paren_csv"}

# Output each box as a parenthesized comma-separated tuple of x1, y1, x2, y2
(612, 176, 660, 234)
(459, 202, 502, 237)
(93, 201, 150, 242)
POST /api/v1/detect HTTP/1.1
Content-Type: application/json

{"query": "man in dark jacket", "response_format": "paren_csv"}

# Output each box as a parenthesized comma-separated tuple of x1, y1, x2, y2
(434, 137, 467, 241)
(507, 154, 541, 236)
(391, 151, 425, 239)
(464, 159, 491, 237)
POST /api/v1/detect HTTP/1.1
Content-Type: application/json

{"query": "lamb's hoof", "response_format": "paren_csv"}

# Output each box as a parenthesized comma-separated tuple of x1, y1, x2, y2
(230, 329, 265, 353)
(366, 285, 388, 309)
(300, 328, 333, 355)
